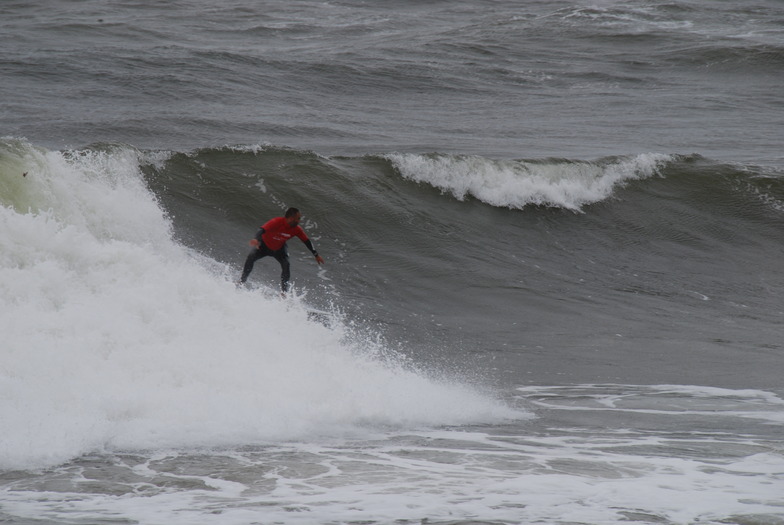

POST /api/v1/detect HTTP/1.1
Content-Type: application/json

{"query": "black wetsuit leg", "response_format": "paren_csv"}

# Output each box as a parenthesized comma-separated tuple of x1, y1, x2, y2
(240, 243, 273, 283)
(273, 244, 291, 292)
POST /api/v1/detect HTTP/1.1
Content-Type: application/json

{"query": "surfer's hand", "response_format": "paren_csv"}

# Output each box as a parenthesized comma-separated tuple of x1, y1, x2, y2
(249, 239, 260, 248)
(315, 255, 325, 265)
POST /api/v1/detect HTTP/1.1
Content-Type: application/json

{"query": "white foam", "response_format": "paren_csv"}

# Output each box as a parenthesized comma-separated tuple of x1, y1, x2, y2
(386, 152, 672, 210)
(0, 140, 521, 470)
(1, 431, 781, 525)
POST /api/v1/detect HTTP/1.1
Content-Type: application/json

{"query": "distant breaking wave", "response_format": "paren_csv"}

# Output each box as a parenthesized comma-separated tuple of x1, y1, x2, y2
(385, 152, 674, 211)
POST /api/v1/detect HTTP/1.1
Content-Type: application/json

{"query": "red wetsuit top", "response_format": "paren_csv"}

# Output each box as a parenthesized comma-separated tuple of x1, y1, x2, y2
(259, 216, 310, 251)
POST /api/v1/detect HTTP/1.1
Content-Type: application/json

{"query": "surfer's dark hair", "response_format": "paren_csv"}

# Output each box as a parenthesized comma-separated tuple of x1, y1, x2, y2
(285, 207, 300, 218)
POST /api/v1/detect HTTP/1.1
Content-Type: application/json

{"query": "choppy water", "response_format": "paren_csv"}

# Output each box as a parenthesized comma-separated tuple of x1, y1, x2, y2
(1, 1, 783, 523)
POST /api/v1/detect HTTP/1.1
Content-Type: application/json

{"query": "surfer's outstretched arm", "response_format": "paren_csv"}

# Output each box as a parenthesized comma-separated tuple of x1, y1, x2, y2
(303, 239, 324, 265)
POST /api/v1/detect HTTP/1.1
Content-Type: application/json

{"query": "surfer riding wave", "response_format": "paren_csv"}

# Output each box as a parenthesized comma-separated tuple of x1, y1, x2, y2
(238, 207, 324, 292)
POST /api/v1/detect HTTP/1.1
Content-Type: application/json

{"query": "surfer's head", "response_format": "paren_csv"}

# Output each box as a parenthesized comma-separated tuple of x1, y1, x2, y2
(285, 207, 301, 226)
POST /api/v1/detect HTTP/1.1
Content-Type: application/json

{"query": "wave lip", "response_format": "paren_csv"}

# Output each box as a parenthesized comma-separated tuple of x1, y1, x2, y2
(386, 152, 673, 211)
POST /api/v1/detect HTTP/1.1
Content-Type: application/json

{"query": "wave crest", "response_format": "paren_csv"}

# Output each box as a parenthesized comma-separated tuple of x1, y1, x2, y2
(385, 152, 673, 211)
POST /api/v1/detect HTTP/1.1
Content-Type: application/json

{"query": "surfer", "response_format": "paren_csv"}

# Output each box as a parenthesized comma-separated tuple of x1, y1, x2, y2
(238, 207, 324, 292)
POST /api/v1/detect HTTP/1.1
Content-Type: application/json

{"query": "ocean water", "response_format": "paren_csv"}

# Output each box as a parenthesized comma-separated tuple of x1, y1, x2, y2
(1, 1, 783, 524)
